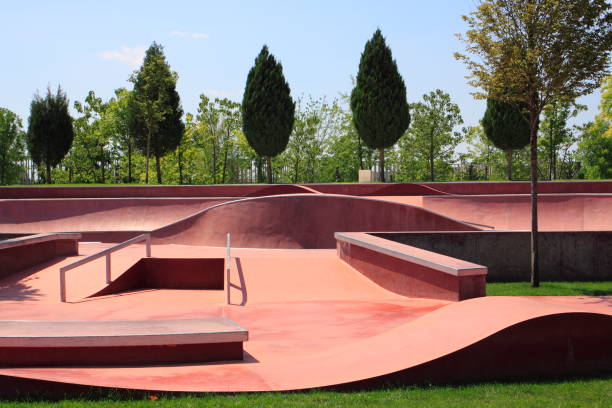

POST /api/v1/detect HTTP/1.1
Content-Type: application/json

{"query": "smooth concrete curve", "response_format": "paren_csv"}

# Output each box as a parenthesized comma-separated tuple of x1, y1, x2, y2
(151, 194, 481, 248)
(421, 194, 612, 231)
(0, 198, 228, 234)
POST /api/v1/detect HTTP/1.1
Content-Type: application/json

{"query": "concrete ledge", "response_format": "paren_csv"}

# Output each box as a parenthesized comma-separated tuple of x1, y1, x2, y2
(0, 318, 248, 366)
(0, 233, 81, 280)
(335, 232, 486, 301)
(0, 233, 81, 250)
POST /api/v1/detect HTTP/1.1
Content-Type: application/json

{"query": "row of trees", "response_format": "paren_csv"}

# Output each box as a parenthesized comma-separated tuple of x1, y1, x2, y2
(1, 82, 610, 186)
(4, 81, 609, 186)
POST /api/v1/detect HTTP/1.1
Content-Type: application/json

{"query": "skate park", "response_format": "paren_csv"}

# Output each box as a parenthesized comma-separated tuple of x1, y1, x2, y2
(0, 181, 610, 395)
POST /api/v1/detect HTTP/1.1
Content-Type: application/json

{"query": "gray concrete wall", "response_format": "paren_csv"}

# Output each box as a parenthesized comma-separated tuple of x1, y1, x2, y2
(372, 231, 612, 281)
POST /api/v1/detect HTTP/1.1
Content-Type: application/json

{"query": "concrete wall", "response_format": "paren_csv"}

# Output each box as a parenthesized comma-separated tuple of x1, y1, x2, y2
(372, 231, 612, 281)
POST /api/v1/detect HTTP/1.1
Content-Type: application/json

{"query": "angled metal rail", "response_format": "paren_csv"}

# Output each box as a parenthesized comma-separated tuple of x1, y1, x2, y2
(59, 233, 151, 302)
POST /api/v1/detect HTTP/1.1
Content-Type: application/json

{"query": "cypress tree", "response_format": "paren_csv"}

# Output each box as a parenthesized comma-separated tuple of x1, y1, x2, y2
(27, 86, 74, 183)
(351, 29, 410, 182)
(242, 45, 295, 183)
(130, 42, 184, 184)
(482, 98, 530, 180)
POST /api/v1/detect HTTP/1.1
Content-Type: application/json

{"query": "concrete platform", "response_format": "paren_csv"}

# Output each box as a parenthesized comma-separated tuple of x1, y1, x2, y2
(0, 318, 247, 366)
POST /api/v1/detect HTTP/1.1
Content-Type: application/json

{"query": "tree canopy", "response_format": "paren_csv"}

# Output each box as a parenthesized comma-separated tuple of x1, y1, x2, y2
(482, 98, 530, 180)
(350, 29, 410, 182)
(242, 45, 295, 183)
(130, 42, 184, 184)
(456, 0, 612, 286)
(26, 86, 74, 183)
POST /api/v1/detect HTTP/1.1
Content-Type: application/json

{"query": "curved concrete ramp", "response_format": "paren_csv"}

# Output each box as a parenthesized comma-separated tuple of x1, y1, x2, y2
(245, 184, 320, 197)
(0, 296, 608, 393)
(422, 194, 612, 231)
(151, 194, 481, 248)
(367, 183, 450, 196)
(0, 198, 228, 234)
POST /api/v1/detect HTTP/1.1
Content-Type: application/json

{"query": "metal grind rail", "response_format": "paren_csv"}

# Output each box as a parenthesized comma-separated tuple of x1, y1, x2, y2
(59, 233, 151, 302)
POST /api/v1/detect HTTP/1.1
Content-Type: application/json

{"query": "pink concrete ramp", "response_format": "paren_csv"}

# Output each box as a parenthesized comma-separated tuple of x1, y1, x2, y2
(366, 183, 450, 196)
(245, 184, 321, 196)
(0, 294, 608, 393)
(421, 194, 612, 231)
(0, 198, 228, 234)
(151, 194, 481, 248)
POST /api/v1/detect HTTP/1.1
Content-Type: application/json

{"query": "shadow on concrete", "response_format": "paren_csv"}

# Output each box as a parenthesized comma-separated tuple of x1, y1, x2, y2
(229, 257, 247, 306)
(0, 257, 70, 301)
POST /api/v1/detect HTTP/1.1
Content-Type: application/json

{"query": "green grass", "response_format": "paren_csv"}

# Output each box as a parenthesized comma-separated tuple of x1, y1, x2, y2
(486, 281, 612, 296)
(0, 378, 610, 407)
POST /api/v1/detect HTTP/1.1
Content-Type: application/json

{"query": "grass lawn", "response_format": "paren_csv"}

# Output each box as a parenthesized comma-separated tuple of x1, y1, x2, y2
(0, 378, 610, 407)
(486, 281, 612, 296)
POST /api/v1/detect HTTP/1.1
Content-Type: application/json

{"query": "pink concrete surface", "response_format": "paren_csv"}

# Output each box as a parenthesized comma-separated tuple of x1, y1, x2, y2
(0, 198, 228, 234)
(0, 182, 611, 394)
(4, 180, 612, 199)
(421, 194, 612, 231)
(0, 243, 609, 393)
(151, 194, 480, 248)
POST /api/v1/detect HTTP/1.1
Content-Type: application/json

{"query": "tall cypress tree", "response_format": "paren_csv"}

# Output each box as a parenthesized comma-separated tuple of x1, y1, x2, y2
(482, 98, 530, 180)
(129, 42, 184, 184)
(351, 29, 410, 182)
(27, 86, 74, 183)
(242, 45, 295, 183)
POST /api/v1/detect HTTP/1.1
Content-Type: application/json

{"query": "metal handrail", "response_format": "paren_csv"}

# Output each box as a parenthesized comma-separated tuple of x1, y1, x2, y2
(226, 232, 231, 305)
(60, 233, 151, 302)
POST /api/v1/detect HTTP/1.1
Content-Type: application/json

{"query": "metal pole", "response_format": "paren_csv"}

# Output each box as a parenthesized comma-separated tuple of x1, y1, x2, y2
(226, 232, 231, 305)
(146, 234, 151, 257)
(60, 268, 66, 302)
(105, 254, 111, 284)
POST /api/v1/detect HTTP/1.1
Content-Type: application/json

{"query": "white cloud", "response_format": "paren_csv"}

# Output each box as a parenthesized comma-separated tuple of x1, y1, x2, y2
(171, 30, 209, 39)
(97, 46, 146, 67)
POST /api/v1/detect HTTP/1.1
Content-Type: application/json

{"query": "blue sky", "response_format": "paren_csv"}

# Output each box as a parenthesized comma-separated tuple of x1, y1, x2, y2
(1, 0, 602, 130)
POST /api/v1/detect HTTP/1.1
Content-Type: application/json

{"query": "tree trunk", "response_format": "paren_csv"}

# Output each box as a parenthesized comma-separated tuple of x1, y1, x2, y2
(257, 156, 264, 183)
(177, 145, 183, 185)
(530, 112, 540, 288)
(506, 148, 513, 180)
(266, 156, 273, 184)
(127, 141, 132, 183)
(155, 155, 162, 184)
(379, 147, 385, 182)
(46, 163, 51, 184)
(145, 129, 151, 184)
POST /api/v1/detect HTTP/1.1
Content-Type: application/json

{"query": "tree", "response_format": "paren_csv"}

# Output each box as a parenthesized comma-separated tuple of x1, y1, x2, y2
(482, 98, 530, 180)
(578, 75, 612, 178)
(456, 0, 612, 286)
(0, 108, 26, 185)
(242, 45, 295, 183)
(406, 89, 463, 181)
(539, 100, 586, 180)
(350, 29, 410, 182)
(130, 42, 184, 184)
(27, 86, 74, 183)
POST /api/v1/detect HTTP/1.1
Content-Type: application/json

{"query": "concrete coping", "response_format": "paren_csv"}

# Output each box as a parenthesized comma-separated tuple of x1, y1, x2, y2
(0, 232, 82, 250)
(335, 232, 487, 277)
(0, 317, 248, 347)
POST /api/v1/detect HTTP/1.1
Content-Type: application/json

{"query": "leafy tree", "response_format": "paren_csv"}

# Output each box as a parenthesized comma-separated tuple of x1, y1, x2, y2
(456, 0, 612, 286)
(70, 91, 111, 183)
(0, 108, 26, 185)
(482, 98, 530, 180)
(578, 75, 612, 178)
(350, 29, 410, 182)
(130, 42, 184, 184)
(105, 88, 137, 183)
(242, 45, 295, 183)
(27, 86, 74, 183)
(539, 100, 586, 180)
(405, 89, 463, 181)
